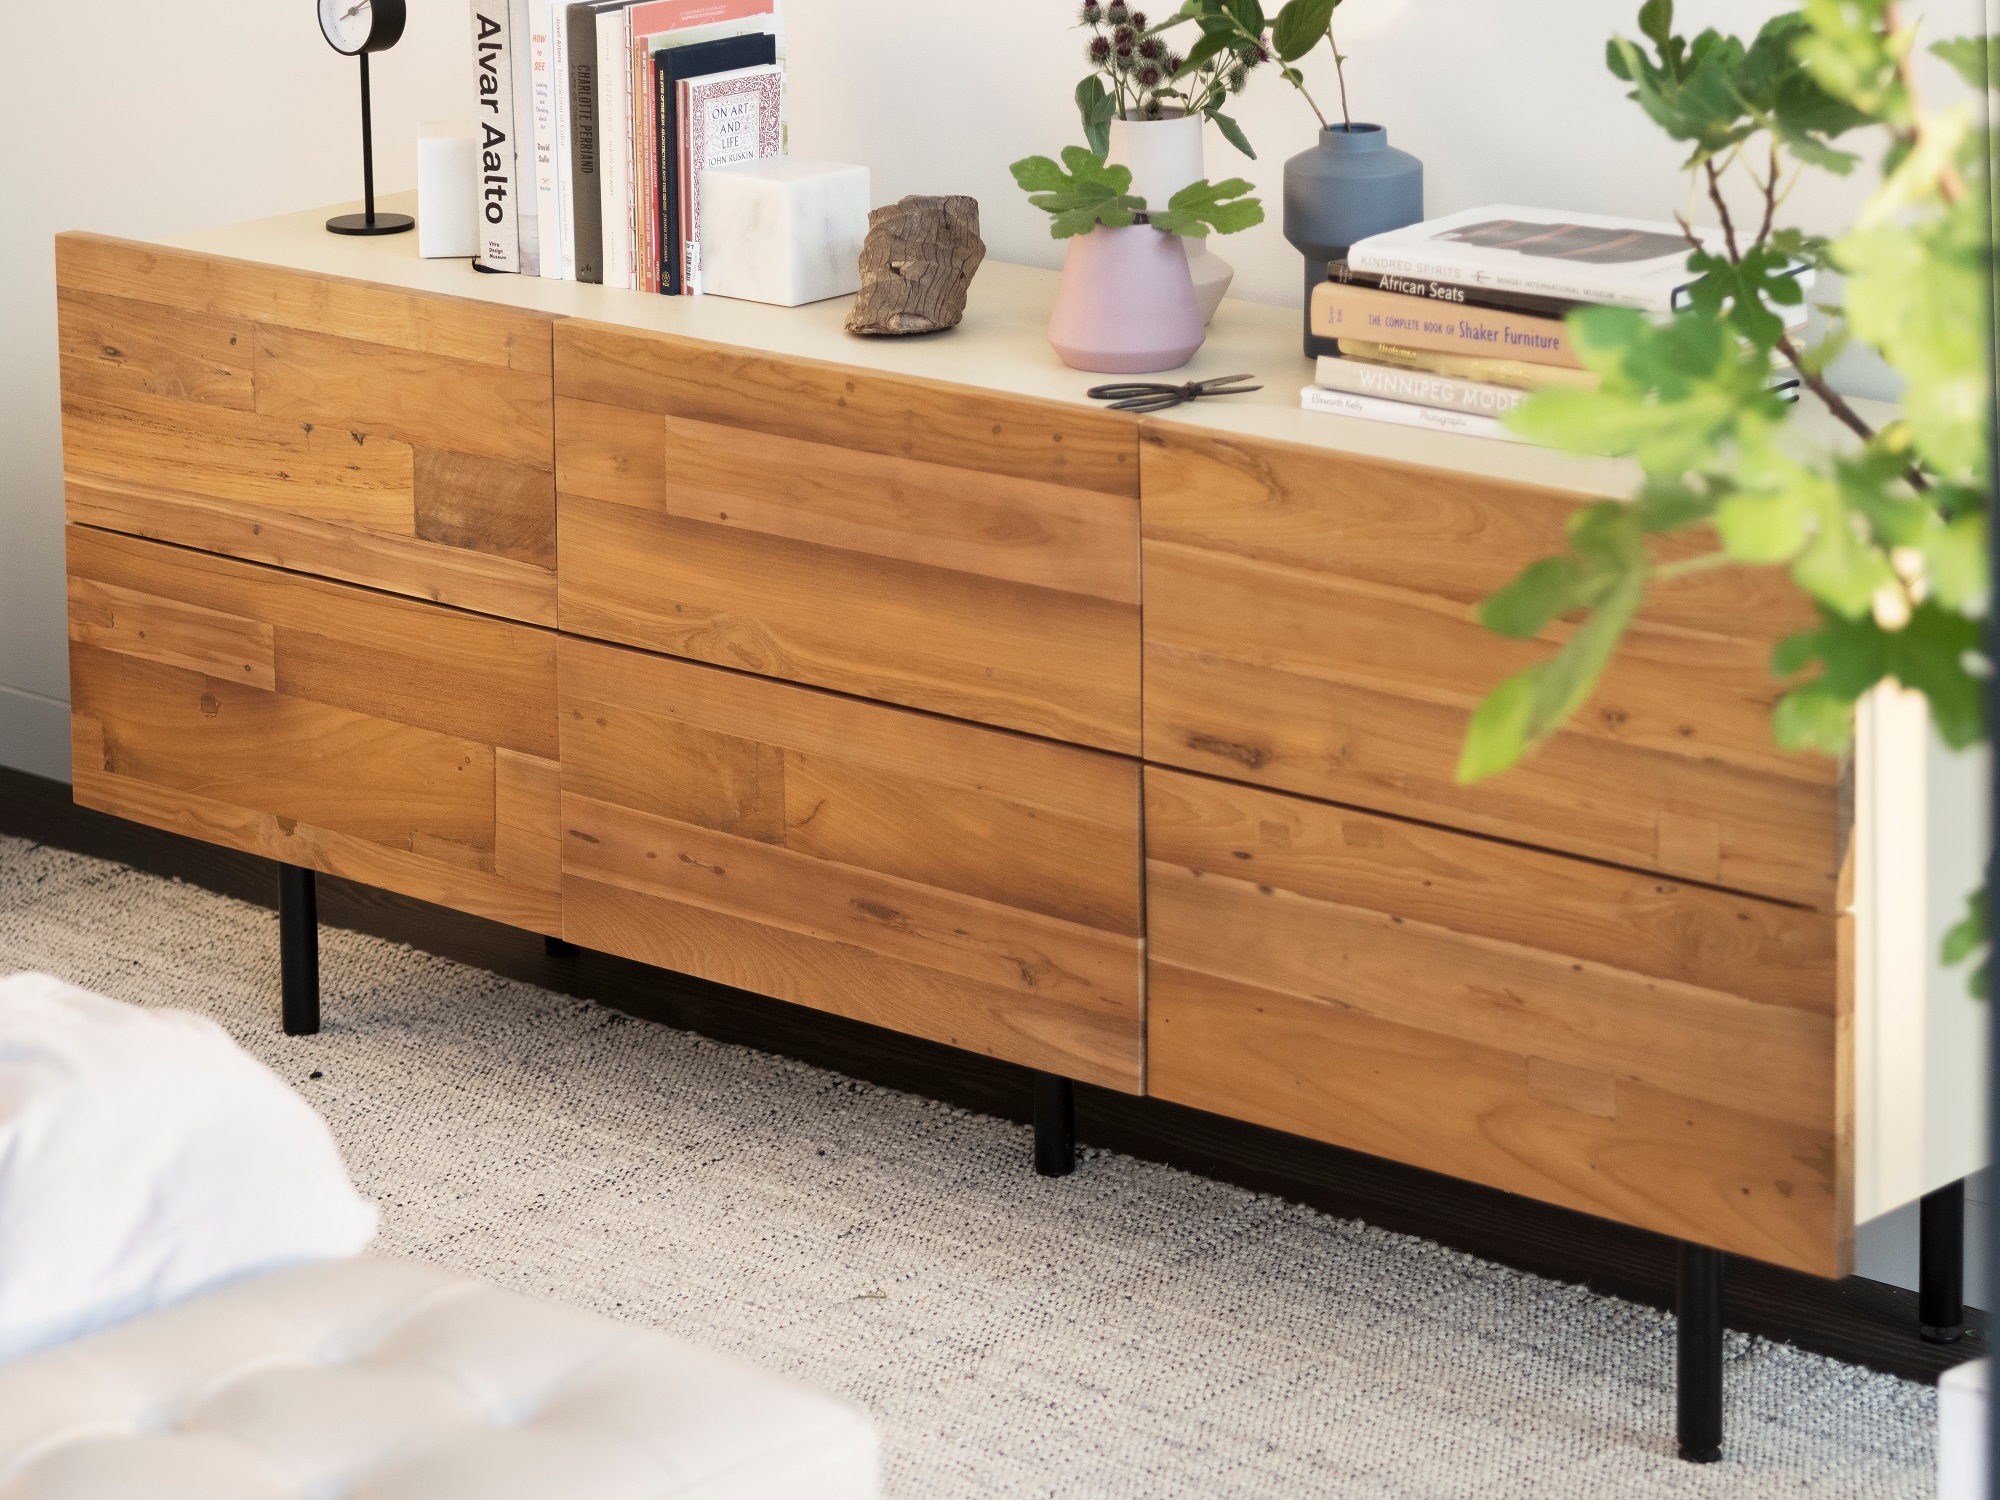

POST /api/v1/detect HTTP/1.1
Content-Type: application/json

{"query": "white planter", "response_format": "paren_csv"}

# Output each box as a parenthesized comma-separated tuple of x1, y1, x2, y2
(1106, 113, 1233, 324)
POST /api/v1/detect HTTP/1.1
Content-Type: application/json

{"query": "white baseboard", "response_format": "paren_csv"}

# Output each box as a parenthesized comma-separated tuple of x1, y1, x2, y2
(0, 684, 71, 783)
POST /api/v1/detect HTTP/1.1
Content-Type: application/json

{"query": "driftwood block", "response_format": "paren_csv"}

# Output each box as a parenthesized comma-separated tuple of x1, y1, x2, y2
(846, 196, 986, 337)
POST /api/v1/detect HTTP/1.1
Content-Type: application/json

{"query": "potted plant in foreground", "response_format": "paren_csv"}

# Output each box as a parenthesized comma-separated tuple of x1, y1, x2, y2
(1154, 0, 1422, 354)
(1011, 146, 1262, 373)
(1073, 0, 1268, 320)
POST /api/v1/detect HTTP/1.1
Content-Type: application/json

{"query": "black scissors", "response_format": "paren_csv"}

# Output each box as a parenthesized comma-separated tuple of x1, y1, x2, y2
(1085, 374, 1263, 413)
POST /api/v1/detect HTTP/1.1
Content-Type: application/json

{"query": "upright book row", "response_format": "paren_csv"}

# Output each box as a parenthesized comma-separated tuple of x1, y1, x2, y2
(469, 0, 784, 292)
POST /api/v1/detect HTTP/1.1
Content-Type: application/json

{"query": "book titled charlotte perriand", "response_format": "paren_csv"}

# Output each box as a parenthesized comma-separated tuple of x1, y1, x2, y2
(1347, 204, 1811, 313)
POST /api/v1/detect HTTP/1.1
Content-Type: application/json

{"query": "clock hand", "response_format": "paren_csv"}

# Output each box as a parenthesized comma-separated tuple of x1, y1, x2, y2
(341, 0, 369, 20)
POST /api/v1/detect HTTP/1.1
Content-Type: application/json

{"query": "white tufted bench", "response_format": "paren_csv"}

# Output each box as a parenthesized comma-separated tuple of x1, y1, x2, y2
(0, 1256, 879, 1500)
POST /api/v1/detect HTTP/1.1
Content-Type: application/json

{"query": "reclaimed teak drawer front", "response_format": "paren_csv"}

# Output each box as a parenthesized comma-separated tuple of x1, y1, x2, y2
(65, 525, 562, 934)
(1144, 766, 1846, 1274)
(55, 234, 558, 627)
(559, 636, 1145, 1090)
(1140, 424, 1839, 910)
(553, 321, 1142, 753)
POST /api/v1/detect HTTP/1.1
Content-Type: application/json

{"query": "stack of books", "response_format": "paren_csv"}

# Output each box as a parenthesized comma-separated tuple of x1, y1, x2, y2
(470, 0, 785, 292)
(1301, 205, 1807, 442)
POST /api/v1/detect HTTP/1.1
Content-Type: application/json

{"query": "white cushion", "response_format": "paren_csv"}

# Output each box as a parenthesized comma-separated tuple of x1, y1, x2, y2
(1940, 1357, 1988, 1500)
(0, 1256, 879, 1499)
(0, 974, 377, 1360)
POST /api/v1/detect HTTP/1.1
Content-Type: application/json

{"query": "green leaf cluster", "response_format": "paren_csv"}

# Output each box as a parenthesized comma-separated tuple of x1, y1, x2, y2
(1011, 147, 1262, 239)
(1608, 3, 1869, 172)
(1456, 2, 1994, 984)
(1153, 0, 1353, 133)
(1011, 149, 1145, 238)
(1149, 177, 1265, 237)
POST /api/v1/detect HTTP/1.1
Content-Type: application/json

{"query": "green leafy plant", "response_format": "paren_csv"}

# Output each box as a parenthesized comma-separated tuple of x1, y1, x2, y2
(1455, 1, 1992, 988)
(1074, 0, 1266, 160)
(1011, 146, 1264, 238)
(1154, 0, 1359, 132)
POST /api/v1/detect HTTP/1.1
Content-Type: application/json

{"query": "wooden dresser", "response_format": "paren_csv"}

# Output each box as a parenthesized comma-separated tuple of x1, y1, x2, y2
(53, 200, 1984, 1286)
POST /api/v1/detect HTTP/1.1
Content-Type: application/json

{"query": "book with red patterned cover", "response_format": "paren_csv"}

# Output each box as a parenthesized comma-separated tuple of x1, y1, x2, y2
(676, 64, 782, 295)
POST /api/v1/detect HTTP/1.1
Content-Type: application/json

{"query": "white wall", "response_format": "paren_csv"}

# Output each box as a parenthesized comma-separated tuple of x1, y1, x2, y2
(0, 0, 1981, 1295)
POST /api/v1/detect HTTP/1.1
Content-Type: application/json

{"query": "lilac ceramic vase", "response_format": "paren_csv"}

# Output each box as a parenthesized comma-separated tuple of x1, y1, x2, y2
(1046, 224, 1206, 374)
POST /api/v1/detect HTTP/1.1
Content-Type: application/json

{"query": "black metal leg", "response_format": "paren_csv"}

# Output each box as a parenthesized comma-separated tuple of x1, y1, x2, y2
(279, 864, 320, 1037)
(1920, 1179, 1967, 1343)
(544, 935, 581, 959)
(1033, 1072, 1075, 1178)
(1676, 1242, 1725, 1463)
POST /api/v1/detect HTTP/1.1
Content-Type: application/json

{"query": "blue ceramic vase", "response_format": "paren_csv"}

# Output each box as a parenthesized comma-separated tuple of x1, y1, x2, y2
(1283, 123, 1423, 358)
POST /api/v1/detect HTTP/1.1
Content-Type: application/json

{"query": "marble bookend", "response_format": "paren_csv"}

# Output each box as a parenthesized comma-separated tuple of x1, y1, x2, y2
(701, 159, 871, 308)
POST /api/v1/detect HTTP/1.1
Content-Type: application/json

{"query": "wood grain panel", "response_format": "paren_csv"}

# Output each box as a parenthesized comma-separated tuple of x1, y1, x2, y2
(67, 476, 555, 628)
(1140, 420, 1817, 641)
(559, 493, 1141, 753)
(58, 288, 255, 410)
(556, 320, 1137, 496)
(1139, 425, 1839, 908)
(57, 233, 549, 371)
(1146, 768, 1834, 1014)
(67, 575, 276, 690)
(67, 525, 561, 933)
(654, 414, 1139, 604)
(553, 328, 1144, 749)
(56, 234, 556, 624)
(1145, 769, 1846, 1273)
(1151, 963, 1844, 1275)
(559, 636, 1143, 1089)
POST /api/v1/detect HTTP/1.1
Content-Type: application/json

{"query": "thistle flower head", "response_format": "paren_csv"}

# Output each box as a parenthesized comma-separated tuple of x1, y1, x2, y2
(1129, 9, 1147, 26)
(1113, 24, 1134, 43)
(1227, 62, 1248, 91)
(1137, 35, 1162, 60)
(1136, 63, 1161, 86)
(1088, 34, 1112, 61)
(1106, 1, 1129, 23)
(1166, 51, 1185, 74)
(1078, 0, 1102, 21)
(1113, 41, 1135, 69)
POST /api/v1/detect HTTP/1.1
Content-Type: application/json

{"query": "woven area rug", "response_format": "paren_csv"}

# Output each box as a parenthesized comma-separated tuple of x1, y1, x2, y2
(0, 832, 1935, 1498)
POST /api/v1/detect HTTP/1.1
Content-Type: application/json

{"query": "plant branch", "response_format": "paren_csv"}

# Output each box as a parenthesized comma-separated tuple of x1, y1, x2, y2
(1754, 136, 1780, 247)
(1701, 159, 1743, 261)
(1882, 0, 1967, 204)
(1327, 21, 1351, 131)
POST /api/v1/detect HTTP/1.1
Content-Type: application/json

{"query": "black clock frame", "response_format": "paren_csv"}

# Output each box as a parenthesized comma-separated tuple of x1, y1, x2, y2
(323, 0, 414, 237)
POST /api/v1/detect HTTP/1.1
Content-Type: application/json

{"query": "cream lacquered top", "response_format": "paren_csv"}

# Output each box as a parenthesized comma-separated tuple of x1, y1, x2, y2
(163, 192, 1880, 500)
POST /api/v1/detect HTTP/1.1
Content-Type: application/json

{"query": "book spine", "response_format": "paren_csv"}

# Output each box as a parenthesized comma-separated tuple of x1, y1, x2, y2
(565, 4, 602, 283)
(1336, 339, 1600, 392)
(1299, 385, 1522, 443)
(1347, 244, 1681, 314)
(470, 3, 521, 273)
(530, 0, 562, 278)
(635, 34, 656, 292)
(1311, 283, 1583, 370)
(552, 10, 573, 278)
(596, 7, 631, 288)
(1328, 260, 1586, 320)
(508, 0, 540, 274)
(656, 56, 676, 294)
(677, 77, 694, 295)
(1313, 355, 1529, 417)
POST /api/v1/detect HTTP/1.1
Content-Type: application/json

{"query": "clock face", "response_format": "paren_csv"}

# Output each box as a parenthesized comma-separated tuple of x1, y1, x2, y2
(319, 0, 375, 54)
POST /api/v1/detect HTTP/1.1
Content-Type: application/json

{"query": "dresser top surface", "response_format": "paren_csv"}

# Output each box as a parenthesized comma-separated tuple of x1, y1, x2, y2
(155, 192, 1882, 500)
